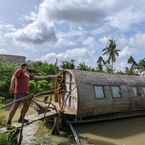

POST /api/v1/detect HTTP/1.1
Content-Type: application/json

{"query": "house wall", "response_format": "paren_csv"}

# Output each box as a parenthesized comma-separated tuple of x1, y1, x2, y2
(0, 54, 26, 64)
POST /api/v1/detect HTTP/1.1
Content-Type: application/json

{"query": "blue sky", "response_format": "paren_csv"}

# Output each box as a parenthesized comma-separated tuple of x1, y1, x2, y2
(0, 0, 40, 26)
(0, 0, 145, 70)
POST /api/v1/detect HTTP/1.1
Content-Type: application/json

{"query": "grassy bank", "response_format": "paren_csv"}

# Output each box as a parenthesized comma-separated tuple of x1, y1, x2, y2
(0, 103, 6, 127)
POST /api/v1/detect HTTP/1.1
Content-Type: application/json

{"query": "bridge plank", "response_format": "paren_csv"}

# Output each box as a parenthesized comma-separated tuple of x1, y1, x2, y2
(0, 111, 58, 133)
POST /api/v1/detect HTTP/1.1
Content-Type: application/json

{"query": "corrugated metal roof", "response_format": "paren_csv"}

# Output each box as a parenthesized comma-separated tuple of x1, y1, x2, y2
(68, 69, 145, 86)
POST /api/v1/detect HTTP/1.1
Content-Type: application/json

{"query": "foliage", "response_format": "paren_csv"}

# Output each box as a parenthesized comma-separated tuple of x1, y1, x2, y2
(29, 61, 59, 75)
(77, 63, 93, 71)
(96, 56, 105, 72)
(61, 59, 75, 69)
(103, 39, 120, 72)
(0, 39, 145, 101)
(0, 61, 17, 98)
(0, 127, 19, 145)
(127, 56, 137, 71)
(0, 110, 5, 127)
(138, 58, 145, 71)
(0, 61, 58, 100)
(29, 80, 52, 93)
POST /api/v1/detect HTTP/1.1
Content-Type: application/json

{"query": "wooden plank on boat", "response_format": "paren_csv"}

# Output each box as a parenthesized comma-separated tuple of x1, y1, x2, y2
(25, 111, 58, 126)
(68, 122, 81, 145)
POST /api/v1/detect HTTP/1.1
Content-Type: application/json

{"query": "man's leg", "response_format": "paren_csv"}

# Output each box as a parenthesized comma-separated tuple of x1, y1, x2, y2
(7, 102, 19, 125)
(19, 99, 31, 122)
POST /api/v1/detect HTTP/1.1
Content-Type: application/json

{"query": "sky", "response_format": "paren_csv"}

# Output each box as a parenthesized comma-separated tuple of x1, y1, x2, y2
(0, 0, 145, 70)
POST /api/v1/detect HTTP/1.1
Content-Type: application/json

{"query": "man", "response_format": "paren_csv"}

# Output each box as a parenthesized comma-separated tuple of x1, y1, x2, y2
(7, 63, 32, 125)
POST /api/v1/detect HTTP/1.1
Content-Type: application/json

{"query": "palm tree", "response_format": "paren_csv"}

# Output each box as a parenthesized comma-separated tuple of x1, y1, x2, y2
(97, 56, 105, 72)
(128, 56, 137, 70)
(103, 39, 120, 73)
(138, 58, 145, 71)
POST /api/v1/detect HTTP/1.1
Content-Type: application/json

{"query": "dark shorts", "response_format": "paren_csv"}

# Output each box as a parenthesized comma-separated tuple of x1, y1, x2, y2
(15, 93, 28, 103)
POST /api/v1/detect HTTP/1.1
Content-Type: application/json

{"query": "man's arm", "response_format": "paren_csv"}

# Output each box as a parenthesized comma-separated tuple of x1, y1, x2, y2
(9, 69, 23, 94)
(33, 75, 58, 81)
(9, 74, 15, 94)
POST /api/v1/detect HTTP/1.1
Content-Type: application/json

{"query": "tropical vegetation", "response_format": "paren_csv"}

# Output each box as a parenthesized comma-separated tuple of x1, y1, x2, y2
(0, 39, 145, 101)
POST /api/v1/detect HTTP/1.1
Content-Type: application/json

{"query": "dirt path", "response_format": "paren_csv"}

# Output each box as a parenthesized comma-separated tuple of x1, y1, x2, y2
(22, 122, 38, 145)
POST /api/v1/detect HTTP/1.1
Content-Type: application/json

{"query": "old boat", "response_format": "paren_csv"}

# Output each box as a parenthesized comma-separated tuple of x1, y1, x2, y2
(54, 69, 145, 122)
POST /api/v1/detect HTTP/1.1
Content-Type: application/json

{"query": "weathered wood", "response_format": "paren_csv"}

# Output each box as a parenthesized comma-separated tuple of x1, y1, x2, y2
(68, 122, 81, 145)
(33, 90, 54, 97)
(25, 111, 58, 126)
(0, 111, 58, 134)
(50, 117, 60, 135)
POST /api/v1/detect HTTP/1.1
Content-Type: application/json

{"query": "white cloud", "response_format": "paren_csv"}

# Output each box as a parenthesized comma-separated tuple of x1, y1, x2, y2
(36, 0, 145, 29)
(9, 0, 145, 45)
(39, 48, 95, 65)
(24, 11, 38, 22)
(108, 7, 145, 31)
(1, 0, 145, 70)
(11, 21, 57, 45)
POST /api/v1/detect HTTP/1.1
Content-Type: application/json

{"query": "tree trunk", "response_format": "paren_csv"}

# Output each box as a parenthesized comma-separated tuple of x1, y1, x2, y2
(112, 61, 114, 74)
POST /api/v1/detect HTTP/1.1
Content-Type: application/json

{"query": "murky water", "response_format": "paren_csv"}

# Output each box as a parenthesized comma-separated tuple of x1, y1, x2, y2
(21, 116, 145, 145)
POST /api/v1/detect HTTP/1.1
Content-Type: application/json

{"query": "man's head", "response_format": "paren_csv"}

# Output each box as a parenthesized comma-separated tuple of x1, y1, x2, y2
(21, 63, 28, 71)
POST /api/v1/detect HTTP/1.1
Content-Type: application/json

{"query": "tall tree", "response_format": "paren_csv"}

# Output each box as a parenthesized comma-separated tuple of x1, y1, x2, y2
(127, 56, 138, 75)
(96, 56, 105, 72)
(103, 39, 120, 73)
(128, 56, 137, 70)
(138, 58, 145, 72)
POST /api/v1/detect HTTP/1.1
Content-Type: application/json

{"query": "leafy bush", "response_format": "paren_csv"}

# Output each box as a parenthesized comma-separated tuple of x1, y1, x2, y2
(0, 127, 19, 145)
(0, 61, 17, 99)
(0, 61, 58, 100)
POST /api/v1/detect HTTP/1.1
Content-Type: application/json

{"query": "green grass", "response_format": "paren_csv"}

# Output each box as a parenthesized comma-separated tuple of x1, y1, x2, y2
(0, 112, 6, 127)
(0, 102, 6, 127)
(0, 133, 8, 145)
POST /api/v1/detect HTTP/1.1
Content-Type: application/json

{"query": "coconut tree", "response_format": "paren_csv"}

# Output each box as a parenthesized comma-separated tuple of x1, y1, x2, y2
(127, 56, 138, 75)
(96, 56, 105, 72)
(138, 58, 145, 72)
(103, 39, 120, 73)
(128, 56, 137, 70)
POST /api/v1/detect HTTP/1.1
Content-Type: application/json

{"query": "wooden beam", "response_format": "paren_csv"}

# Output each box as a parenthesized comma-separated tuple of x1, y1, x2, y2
(0, 111, 58, 133)
(33, 75, 58, 81)
(68, 122, 81, 145)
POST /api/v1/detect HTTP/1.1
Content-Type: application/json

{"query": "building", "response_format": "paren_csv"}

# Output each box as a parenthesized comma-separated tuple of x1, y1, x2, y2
(0, 54, 26, 64)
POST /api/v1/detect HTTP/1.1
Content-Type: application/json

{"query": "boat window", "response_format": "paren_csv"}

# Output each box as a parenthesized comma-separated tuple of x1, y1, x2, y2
(132, 87, 138, 97)
(142, 87, 145, 96)
(94, 86, 105, 98)
(112, 86, 121, 98)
